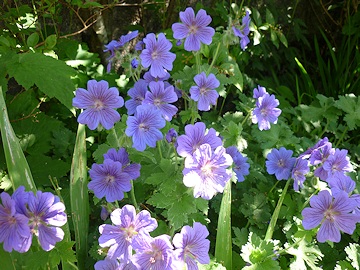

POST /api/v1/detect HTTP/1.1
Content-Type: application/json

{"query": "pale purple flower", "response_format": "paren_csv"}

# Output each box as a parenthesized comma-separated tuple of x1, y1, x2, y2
(125, 104, 166, 151)
(103, 148, 141, 181)
(143, 71, 170, 84)
(299, 137, 332, 160)
(176, 122, 222, 158)
(252, 93, 281, 131)
(88, 159, 132, 203)
(302, 190, 360, 243)
(99, 205, 157, 262)
(94, 259, 120, 270)
(125, 79, 148, 115)
(72, 80, 124, 130)
(183, 144, 233, 200)
(135, 40, 144, 51)
(0, 191, 30, 253)
(172, 7, 215, 51)
(131, 231, 175, 269)
(101, 206, 110, 221)
(291, 158, 310, 191)
(12, 187, 67, 252)
(328, 175, 356, 196)
(232, 11, 251, 50)
(143, 81, 178, 121)
(253, 85, 268, 99)
(323, 149, 353, 182)
(140, 33, 176, 78)
(104, 40, 121, 73)
(173, 222, 210, 269)
(266, 147, 296, 180)
(118, 31, 139, 47)
(310, 142, 335, 180)
(166, 128, 178, 144)
(190, 72, 219, 111)
(226, 146, 250, 182)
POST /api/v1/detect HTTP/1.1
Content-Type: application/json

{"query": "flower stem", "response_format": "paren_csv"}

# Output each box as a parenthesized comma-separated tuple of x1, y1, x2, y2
(157, 140, 163, 159)
(265, 178, 291, 241)
(130, 180, 139, 211)
(207, 42, 221, 75)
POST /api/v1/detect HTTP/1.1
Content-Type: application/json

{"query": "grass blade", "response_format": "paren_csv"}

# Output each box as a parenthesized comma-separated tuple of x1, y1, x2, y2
(215, 179, 232, 269)
(70, 123, 89, 270)
(0, 86, 36, 192)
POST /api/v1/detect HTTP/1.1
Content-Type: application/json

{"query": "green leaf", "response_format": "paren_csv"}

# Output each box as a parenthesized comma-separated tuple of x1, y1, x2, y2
(0, 245, 16, 269)
(277, 31, 288, 48)
(345, 243, 360, 270)
(270, 29, 279, 49)
(5, 52, 76, 110)
(45, 34, 57, 49)
(27, 32, 39, 47)
(243, 259, 280, 269)
(334, 94, 360, 130)
(266, 9, 275, 25)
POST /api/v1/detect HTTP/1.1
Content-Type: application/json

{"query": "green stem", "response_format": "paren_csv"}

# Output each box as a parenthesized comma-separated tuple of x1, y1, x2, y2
(207, 42, 221, 75)
(130, 180, 139, 211)
(335, 126, 348, 148)
(194, 50, 202, 74)
(265, 178, 291, 241)
(157, 140, 163, 159)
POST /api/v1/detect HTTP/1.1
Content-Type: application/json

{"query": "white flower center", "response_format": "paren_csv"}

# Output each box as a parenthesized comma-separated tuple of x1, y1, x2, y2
(154, 98, 161, 106)
(277, 159, 285, 168)
(189, 24, 198, 35)
(105, 175, 115, 183)
(93, 99, 104, 110)
(151, 50, 159, 60)
(139, 123, 149, 132)
(200, 87, 208, 94)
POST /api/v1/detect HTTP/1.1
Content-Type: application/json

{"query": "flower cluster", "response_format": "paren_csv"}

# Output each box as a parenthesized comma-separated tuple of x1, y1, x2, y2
(95, 205, 210, 269)
(88, 148, 141, 202)
(0, 186, 67, 253)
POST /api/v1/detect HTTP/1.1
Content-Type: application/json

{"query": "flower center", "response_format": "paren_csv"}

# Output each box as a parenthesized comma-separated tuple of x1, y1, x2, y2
(260, 108, 268, 116)
(122, 224, 137, 242)
(154, 98, 161, 106)
(324, 208, 338, 222)
(200, 87, 208, 94)
(105, 174, 115, 183)
(139, 123, 149, 132)
(93, 99, 104, 110)
(151, 50, 159, 60)
(277, 159, 285, 168)
(189, 24, 198, 35)
(149, 245, 163, 264)
(201, 162, 213, 177)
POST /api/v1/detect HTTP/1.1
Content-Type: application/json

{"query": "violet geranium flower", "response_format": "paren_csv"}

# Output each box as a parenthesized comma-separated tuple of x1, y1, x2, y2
(99, 205, 157, 262)
(322, 149, 353, 183)
(131, 231, 175, 269)
(251, 92, 281, 131)
(232, 11, 251, 50)
(72, 80, 124, 130)
(0, 191, 30, 253)
(176, 122, 222, 158)
(183, 144, 233, 200)
(172, 7, 215, 51)
(125, 104, 166, 151)
(125, 79, 148, 116)
(190, 72, 220, 111)
(226, 146, 250, 182)
(266, 147, 296, 180)
(140, 33, 176, 78)
(173, 222, 210, 269)
(291, 158, 310, 191)
(302, 190, 360, 243)
(88, 159, 132, 203)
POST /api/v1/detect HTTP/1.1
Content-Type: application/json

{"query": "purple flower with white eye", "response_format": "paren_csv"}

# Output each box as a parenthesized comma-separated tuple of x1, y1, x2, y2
(323, 149, 353, 182)
(172, 7, 215, 51)
(143, 81, 178, 121)
(99, 205, 157, 262)
(12, 187, 67, 252)
(252, 93, 281, 131)
(226, 146, 250, 182)
(176, 122, 222, 158)
(103, 148, 141, 181)
(291, 158, 310, 191)
(88, 159, 132, 203)
(173, 222, 210, 269)
(0, 191, 30, 253)
(125, 104, 166, 151)
(72, 80, 124, 130)
(125, 79, 148, 115)
(190, 72, 219, 111)
(183, 144, 233, 200)
(232, 11, 251, 50)
(329, 175, 356, 196)
(140, 33, 176, 78)
(266, 147, 296, 180)
(131, 231, 175, 269)
(253, 85, 268, 99)
(302, 190, 360, 243)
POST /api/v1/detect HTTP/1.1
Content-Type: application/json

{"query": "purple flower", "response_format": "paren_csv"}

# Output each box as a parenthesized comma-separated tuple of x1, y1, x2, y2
(140, 33, 176, 78)
(266, 147, 296, 180)
(226, 146, 250, 182)
(131, 58, 138, 69)
(291, 158, 310, 191)
(253, 85, 268, 99)
(309, 142, 335, 180)
(322, 149, 353, 181)
(125, 79, 148, 116)
(72, 80, 124, 130)
(190, 72, 219, 111)
(328, 175, 356, 196)
(232, 11, 251, 50)
(12, 187, 67, 252)
(88, 159, 132, 202)
(103, 148, 141, 181)
(173, 222, 210, 269)
(131, 231, 175, 269)
(101, 206, 110, 221)
(299, 137, 332, 160)
(135, 40, 144, 51)
(302, 190, 360, 243)
(118, 31, 139, 47)
(172, 7, 215, 51)
(104, 40, 121, 72)
(166, 128, 178, 144)
(125, 104, 166, 151)
(143, 70, 170, 84)
(143, 81, 178, 121)
(252, 93, 281, 131)
(0, 191, 30, 253)
(176, 122, 222, 158)
(183, 144, 233, 200)
(94, 259, 120, 270)
(99, 205, 157, 262)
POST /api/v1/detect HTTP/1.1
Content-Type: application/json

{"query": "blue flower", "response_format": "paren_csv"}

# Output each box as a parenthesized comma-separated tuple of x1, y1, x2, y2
(232, 11, 251, 50)
(125, 104, 166, 151)
(140, 33, 176, 78)
(266, 147, 296, 180)
(226, 146, 250, 182)
(172, 7, 215, 51)
(190, 72, 220, 111)
(291, 158, 310, 191)
(125, 79, 148, 115)
(72, 80, 124, 130)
